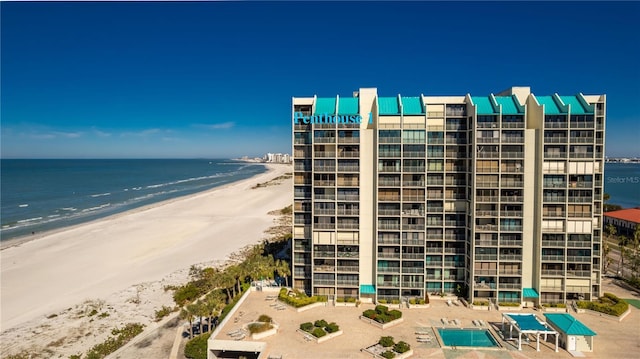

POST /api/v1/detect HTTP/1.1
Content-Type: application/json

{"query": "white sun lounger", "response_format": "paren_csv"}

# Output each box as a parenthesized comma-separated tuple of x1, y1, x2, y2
(441, 318, 448, 325)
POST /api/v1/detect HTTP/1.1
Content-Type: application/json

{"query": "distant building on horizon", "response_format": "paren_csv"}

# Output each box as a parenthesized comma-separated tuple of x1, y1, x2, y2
(292, 86, 606, 306)
(264, 152, 292, 164)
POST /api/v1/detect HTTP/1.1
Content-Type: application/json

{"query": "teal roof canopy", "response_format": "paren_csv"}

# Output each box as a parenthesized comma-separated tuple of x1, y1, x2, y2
(523, 288, 539, 298)
(472, 96, 498, 115)
(400, 96, 424, 115)
(338, 97, 359, 115)
(544, 313, 596, 336)
(378, 97, 400, 115)
(360, 284, 376, 294)
(495, 96, 524, 115)
(314, 97, 336, 115)
(560, 95, 594, 115)
(536, 96, 565, 115)
(507, 314, 550, 332)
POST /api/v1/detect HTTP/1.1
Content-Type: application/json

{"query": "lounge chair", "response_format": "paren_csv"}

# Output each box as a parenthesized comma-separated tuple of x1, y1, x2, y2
(441, 318, 448, 325)
(453, 319, 461, 326)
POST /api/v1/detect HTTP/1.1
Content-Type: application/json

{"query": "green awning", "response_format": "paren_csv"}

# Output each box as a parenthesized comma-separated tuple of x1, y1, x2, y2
(360, 284, 376, 294)
(523, 288, 539, 298)
(544, 313, 597, 336)
(537, 95, 565, 115)
(495, 95, 524, 115)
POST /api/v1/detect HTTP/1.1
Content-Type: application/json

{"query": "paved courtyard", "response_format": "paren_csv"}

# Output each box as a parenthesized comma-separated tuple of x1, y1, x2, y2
(211, 277, 639, 359)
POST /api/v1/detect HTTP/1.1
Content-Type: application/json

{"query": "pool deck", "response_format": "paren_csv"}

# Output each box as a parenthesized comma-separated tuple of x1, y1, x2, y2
(210, 277, 639, 359)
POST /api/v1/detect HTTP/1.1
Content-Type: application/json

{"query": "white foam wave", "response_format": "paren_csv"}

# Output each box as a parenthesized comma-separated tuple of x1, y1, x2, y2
(17, 217, 43, 224)
(81, 203, 111, 213)
(19, 204, 29, 208)
(61, 207, 77, 211)
(90, 192, 111, 198)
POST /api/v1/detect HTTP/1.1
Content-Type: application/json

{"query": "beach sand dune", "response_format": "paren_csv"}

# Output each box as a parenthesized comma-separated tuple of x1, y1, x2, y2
(0, 164, 292, 333)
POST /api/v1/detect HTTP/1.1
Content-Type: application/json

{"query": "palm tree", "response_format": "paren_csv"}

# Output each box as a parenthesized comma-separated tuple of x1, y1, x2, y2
(217, 270, 235, 302)
(275, 259, 291, 287)
(619, 235, 629, 277)
(180, 304, 196, 339)
(205, 292, 225, 331)
(194, 301, 208, 336)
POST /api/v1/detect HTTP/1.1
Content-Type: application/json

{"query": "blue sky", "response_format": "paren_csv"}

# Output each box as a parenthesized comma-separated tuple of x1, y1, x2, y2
(2, 1, 639, 159)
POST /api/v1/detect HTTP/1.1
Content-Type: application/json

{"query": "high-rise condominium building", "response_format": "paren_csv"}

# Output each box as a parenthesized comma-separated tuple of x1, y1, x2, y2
(292, 87, 605, 306)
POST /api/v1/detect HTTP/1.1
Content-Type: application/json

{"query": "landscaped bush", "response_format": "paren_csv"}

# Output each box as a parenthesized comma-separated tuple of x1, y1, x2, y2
(409, 298, 416, 305)
(381, 350, 396, 359)
(388, 309, 402, 320)
(379, 336, 395, 347)
(498, 302, 520, 307)
(346, 297, 357, 303)
(378, 299, 388, 304)
(336, 297, 345, 302)
(393, 341, 410, 353)
(278, 288, 327, 308)
(248, 322, 273, 334)
(408, 298, 426, 305)
(311, 327, 327, 338)
(258, 314, 272, 323)
(542, 303, 566, 308)
(314, 319, 328, 328)
(473, 300, 489, 306)
(391, 299, 400, 304)
(577, 292, 629, 316)
(325, 322, 340, 333)
(300, 322, 314, 332)
(184, 332, 211, 359)
(363, 305, 402, 324)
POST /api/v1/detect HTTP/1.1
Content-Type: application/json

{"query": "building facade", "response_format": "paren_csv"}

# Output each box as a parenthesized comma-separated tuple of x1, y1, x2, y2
(292, 87, 606, 306)
(604, 208, 640, 238)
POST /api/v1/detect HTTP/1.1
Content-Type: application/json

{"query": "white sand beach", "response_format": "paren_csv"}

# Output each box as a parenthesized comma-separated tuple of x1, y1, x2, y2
(0, 163, 292, 350)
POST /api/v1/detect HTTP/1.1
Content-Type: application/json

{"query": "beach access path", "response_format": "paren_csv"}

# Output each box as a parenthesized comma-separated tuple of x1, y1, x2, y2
(0, 163, 292, 332)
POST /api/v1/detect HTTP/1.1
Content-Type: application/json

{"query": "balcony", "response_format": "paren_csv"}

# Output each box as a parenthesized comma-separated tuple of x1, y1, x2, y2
(379, 136, 401, 144)
(379, 166, 401, 173)
(499, 254, 522, 261)
(568, 197, 592, 203)
(545, 122, 568, 128)
(501, 211, 523, 217)
(314, 180, 335, 187)
(544, 137, 568, 144)
(379, 209, 401, 216)
(571, 137, 594, 144)
(314, 165, 336, 172)
(315, 251, 336, 258)
(337, 279, 359, 286)
(338, 165, 360, 172)
(501, 196, 524, 203)
(475, 254, 498, 261)
(570, 122, 594, 128)
(474, 282, 497, 289)
(337, 194, 359, 201)
(502, 136, 524, 144)
(314, 137, 336, 144)
(566, 256, 591, 263)
(337, 209, 359, 216)
(403, 195, 425, 202)
(500, 225, 523, 232)
(477, 181, 499, 188)
(379, 196, 401, 202)
(477, 152, 500, 158)
(476, 196, 498, 203)
(541, 269, 564, 276)
(404, 166, 426, 173)
(502, 181, 523, 188)
(544, 152, 567, 159)
(478, 122, 499, 129)
(426, 247, 443, 253)
(379, 151, 401, 158)
(499, 283, 522, 289)
(314, 223, 335, 230)
(315, 151, 336, 158)
(377, 267, 400, 273)
(401, 282, 424, 288)
(541, 255, 564, 261)
(476, 224, 498, 231)
(338, 150, 359, 158)
(403, 180, 425, 187)
(502, 121, 524, 129)
(378, 223, 400, 230)
(337, 223, 359, 230)
(499, 269, 522, 275)
(499, 240, 522, 247)
(542, 240, 565, 247)
(475, 269, 498, 275)
(337, 137, 359, 144)
(402, 253, 425, 260)
(404, 151, 426, 158)
(314, 265, 334, 272)
(402, 224, 425, 230)
(476, 240, 498, 247)
(502, 152, 524, 158)
(566, 270, 591, 277)
(569, 153, 594, 159)
(476, 210, 498, 217)
(379, 252, 401, 259)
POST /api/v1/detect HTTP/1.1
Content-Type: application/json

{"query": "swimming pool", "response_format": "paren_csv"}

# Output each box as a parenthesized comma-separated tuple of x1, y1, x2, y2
(437, 328, 500, 348)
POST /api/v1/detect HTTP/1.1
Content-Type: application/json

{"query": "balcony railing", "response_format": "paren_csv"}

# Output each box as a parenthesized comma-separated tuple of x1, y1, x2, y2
(314, 166, 336, 172)
(337, 223, 359, 230)
(338, 165, 360, 172)
(379, 151, 401, 158)
(501, 211, 523, 217)
(337, 209, 359, 216)
(403, 239, 424, 246)
(542, 240, 565, 247)
(544, 137, 568, 143)
(499, 254, 522, 261)
(541, 255, 564, 261)
(338, 151, 359, 158)
(566, 256, 591, 263)
(569, 153, 594, 159)
(545, 122, 568, 128)
(502, 136, 524, 143)
(541, 270, 564, 276)
(566, 270, 591, 277)
(499, 283, 522, 289)
(500, 225, 523, 232)
(501, 196, 524, 203)
(315, 151, 336, 158)
(402, 253, 425, 260)
(403, 181, 425, 187)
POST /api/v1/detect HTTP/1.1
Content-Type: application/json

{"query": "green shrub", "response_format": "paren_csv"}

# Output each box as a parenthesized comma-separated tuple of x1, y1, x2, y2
(388, 309, 402, 320)
(394, 340, 410, 353)
(258, 314, 272, 323)
(409, 298, 416, 305)
(362, 309, 377, 319)
(391, 299, 400, 304)
(325, 322, 340, 333)
(300, 322, 314, 332)
(379, 336, 395, 347)
(381, 350, 396, 359)
(378, 299, 388, 304)
(336, 297, 345, 303)
(314, 319, 328, 328)
(248, 322, 272, 334)
(173, 283, 201, 306)
(346, 297, 356, 303)
(375, 305, 389, 314)
(577, 292, 628, 316)
(83, 323, 145, 359)
(498, 302, 520, 307)
(473, 300, 489, 306)
(418, 299, 426, 305)
(154, 305, 175, 321)
(278, 288, 325, 308)
(311, 327, 326, 338)
(184, 332, 211, 359)
(543, 303, 566, 308)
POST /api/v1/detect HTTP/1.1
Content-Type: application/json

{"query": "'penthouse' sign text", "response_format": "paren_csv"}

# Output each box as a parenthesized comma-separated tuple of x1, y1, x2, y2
(294, 112, 372, 125)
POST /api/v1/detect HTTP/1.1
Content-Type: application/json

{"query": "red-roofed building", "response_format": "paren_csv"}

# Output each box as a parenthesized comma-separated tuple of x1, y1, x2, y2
(603, 208, 640, 237)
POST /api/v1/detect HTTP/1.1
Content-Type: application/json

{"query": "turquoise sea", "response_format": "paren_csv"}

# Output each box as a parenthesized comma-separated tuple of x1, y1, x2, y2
(0, 159, 267, 241)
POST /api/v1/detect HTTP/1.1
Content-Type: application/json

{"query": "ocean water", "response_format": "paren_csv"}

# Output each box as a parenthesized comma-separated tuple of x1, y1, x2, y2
(604, 162, 640, 208)
(0, 159, 267, 241)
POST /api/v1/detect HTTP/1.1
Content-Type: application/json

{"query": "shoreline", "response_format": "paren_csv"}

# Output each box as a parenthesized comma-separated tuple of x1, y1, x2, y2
(0, 162, 292, 333)
(0, 162, 276, 251)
